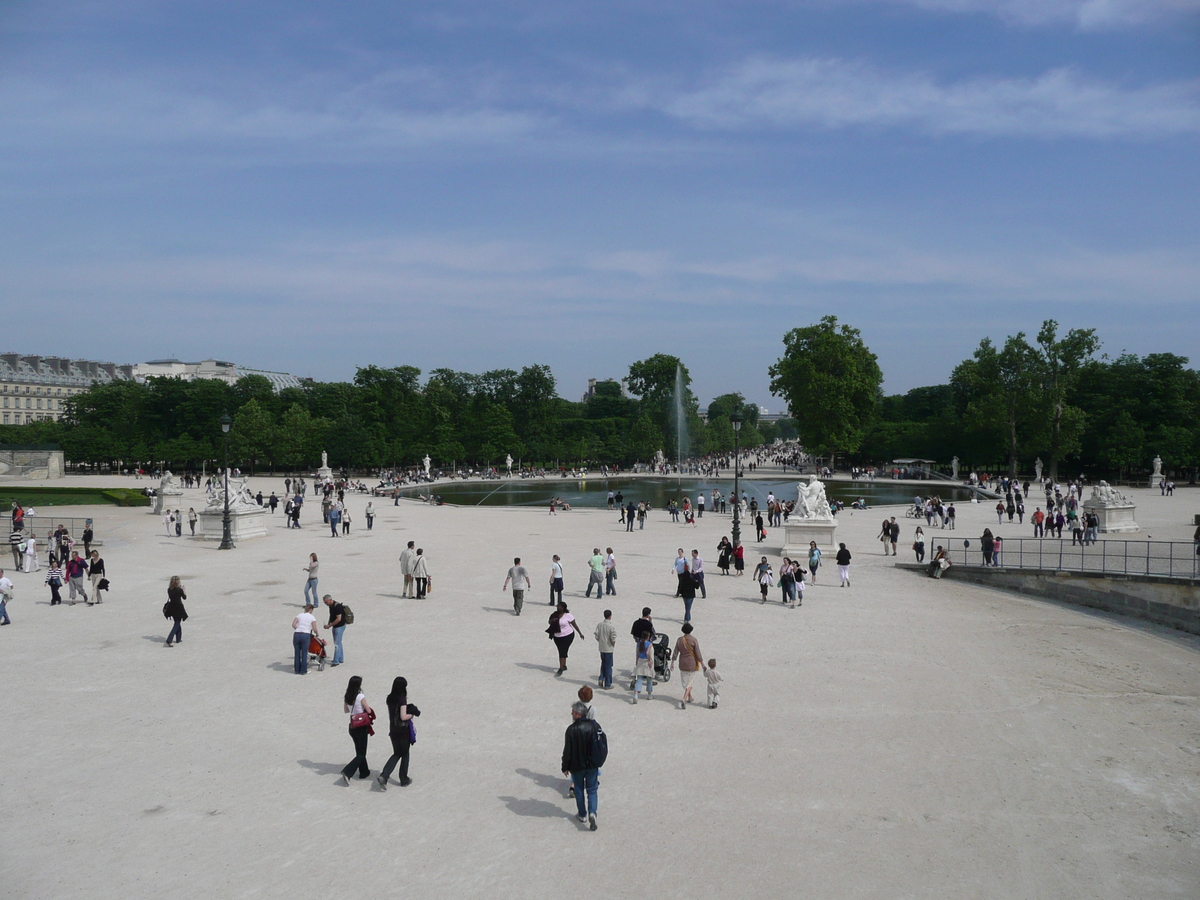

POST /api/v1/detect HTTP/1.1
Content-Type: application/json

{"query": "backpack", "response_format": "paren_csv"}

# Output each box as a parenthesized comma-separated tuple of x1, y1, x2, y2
(588, 720, 608, 769)
(341, 604, 354, 625)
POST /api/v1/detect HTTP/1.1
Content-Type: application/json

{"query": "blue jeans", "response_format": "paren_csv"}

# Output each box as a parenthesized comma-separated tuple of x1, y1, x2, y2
(329, 515, 340, 537)
(635, 674, 653, 694)
(167, 618, 183, 643)
(304, 578, 319, 606)
(332, 625, 345, 664)
(694, 572, 705, 598)
(293, 631, 310, 674)
(682, 596, 694, 621)
(599, 652, 613, 688)
(605, 571, 616, 595)
(586, 574, 602, 598)
(570, 768, 599, 818)
(0, 597, 8, 624)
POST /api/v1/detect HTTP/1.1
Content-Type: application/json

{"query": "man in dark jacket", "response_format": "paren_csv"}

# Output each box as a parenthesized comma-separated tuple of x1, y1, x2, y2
(561, 701, 602, 831)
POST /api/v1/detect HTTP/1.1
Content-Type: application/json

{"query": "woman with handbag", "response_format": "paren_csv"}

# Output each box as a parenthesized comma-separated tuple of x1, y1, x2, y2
(339, 675, 375, 785)
(377, 676, 418, 789)
(163, 575, 188, 647)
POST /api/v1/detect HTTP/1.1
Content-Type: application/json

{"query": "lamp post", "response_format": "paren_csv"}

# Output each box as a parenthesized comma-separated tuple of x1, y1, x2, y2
(218, 412, 235, 550)
(730, 411, 743, 548)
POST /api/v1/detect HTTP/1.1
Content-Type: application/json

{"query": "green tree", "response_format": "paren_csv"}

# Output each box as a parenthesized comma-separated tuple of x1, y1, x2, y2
(230, 398, 276, 474)
(768, 316, 882, 462)
(1034, 320, 1100, 481)
(627, 414, 664, 463)
(951, 334, 1041, 476)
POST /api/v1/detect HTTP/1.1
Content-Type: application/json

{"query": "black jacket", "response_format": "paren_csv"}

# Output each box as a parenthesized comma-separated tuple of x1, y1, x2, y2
(835, 548, 852, 565)
(561, 717, 600, 772)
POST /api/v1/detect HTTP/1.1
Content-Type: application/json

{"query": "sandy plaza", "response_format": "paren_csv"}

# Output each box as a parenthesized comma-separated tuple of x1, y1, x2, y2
(1, 477, 1197, 899)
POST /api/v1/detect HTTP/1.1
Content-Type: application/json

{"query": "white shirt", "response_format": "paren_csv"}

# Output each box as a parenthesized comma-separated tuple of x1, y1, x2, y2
(551, 561, 563, 580)
(293, 612, 316, 634)
(0, 575, 12, 597)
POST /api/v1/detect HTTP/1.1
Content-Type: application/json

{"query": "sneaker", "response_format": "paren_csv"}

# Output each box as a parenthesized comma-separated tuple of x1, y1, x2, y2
(399, 777, 412, 787)
(577, 813, 588, 823)
(589, 813, 597, 831)
(632, 693, 638, 704)
(339, 774, 351, 786)
(568, 785, 575, 797)
(377, 775, 388, 791)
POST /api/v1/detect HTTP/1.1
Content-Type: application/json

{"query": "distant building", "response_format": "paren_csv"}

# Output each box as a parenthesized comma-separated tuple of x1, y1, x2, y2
(581, 378, 628, 403)
(0, 354, 135, 425)
(133, 359, 305, 392)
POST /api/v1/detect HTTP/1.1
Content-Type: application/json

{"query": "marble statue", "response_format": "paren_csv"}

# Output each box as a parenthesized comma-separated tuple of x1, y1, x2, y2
(1153, 455, 1163, 476)
(321, 451, 328, 469)
(1034, 457, 1044, 480)
(655, 449, 665, 469)
(951, 456, 959, 480)
(1089, 480, 1129, 505)
(506, 454, 513, 473)
(423, 454, 431, 475)
(795, 476, 833, 520)
(159, 470, 181, 494)
(205, 470, 259, 512)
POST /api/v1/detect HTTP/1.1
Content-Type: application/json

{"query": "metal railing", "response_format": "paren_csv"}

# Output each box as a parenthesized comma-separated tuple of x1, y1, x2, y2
(937, 538, 1199, 580)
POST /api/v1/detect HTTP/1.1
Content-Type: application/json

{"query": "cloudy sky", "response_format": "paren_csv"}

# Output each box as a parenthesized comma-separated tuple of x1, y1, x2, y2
(2, 0, 1197, 409)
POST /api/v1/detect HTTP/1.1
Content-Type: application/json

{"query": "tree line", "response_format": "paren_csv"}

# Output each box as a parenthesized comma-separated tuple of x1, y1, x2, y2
(1, 318, 1192, 481)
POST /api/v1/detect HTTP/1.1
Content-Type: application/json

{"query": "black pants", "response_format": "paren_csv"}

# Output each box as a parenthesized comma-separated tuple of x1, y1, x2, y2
(380, 734, 410, 783)
(342, 725, 370, 778)
(415, 577, 427, 598)
(49, 582, 61, 605)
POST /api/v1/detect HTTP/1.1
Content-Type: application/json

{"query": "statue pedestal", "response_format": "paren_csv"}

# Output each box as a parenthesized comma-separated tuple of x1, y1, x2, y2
(1149, 474, 1164, 489)
(782, 519, 839, 556)
(154, 491, 183, 516)
(317, 467, 333, 482)
(194, 506, 269, 541)
(1083, 501, 1139, 534)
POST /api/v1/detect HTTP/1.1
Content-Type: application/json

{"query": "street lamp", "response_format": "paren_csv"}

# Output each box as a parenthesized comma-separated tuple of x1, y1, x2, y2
(730, 411, 743, 548)
(218, 412, 235, 550)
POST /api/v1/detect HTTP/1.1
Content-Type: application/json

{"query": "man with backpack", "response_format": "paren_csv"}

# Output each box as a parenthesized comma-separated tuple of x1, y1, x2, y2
(322, 594, 350, 666)
(561, 700, 606, 831)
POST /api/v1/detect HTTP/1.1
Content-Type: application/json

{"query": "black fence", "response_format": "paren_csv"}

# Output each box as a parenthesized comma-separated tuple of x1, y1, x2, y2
(941, 538, 1199, 580)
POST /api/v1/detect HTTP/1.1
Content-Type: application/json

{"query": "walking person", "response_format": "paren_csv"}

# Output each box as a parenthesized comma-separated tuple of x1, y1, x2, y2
(87, 550, 105, 603)
(503, 557, 530, 616)
(717, 537, 732, 575)
(632, 629, 655, 703)
(672, 548, 688, 596)
(779, 558, 796, 605)
(807, 541, 821, 583)
(678, 557, 697, 622)
(291, 603, 317, 674)
(302, 553, 319, 606)
(163, 575, 188, 647)
(377, 677, 418, 789)
(549, 555, 564, 606)
(888, 518, 900, 557)
(412, 549, 430, 598)
(733, 541, 745, 575)
(23, 534, 38, 573)
(175, 510, 183, 537)
(341, 508, 351, 535)
(561, 700, 604, 831)
(594, 609, 616, 689)
(585, 548, 604, 598)
(604, 548, 617, 596)
(187, 508, 197, 536)
(549, 602, 585, 676)
(670, 623, 706, 708)
(399, 541, 416, 597)
(65, 550, 88, 605)
(913, 527, 926, 563)
(981, 528, 995, 566)
(9, 530, 22, 569)
(45, 559, 63, 605)
(835, 543, 852, 587)
(322, 594, 346, 666)
(690, 550, 706, 598)
(754, 557, 773, 603)
(364, 502, 375, 531)
(338, 675, 375, 785)
(0, 569, 11, 625)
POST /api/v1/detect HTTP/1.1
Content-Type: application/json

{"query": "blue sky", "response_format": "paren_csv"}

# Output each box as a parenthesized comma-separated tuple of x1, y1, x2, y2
(1, 0, 1197, 410)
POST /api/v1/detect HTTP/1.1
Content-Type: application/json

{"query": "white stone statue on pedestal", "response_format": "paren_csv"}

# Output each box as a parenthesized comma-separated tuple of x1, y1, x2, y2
(321, 451, 328, 470)
(506, 454, 513, 475)
(423, 454, 431, 475)
(795, 476, 834, 520)
(1153, 455, 1163, 476)
(951, 457, 959, 480)
(655, 449, 665, 470)
(1034, 457, 1044, 480)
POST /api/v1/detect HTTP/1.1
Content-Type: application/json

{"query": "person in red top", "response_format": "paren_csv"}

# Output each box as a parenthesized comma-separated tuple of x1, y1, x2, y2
(1032, 507, 1045, 538)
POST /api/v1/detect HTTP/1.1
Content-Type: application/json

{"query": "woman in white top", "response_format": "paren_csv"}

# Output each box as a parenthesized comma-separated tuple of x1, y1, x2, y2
(412, 549, 430, 598)
(549, 555, 563, 606)
(549, 601, 586, 677)
(23, 534, 38, 573)
(291, 603, 318, 674)
(339, 675, 375, 785)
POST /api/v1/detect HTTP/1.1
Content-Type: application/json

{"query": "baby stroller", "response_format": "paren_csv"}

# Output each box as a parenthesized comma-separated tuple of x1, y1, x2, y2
(628, 633, 672, 689)
(308, 632, 328, 671)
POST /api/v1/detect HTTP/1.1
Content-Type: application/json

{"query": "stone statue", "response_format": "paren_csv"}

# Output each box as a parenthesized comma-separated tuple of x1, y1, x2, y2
(655, 449, 665, 468)
(506, 454, 513, 472)
(951, 456, 959, 480)
(321, 450, 328, 469)
(794, 476, 833, 520)
(423, 454, 431, 475)
(1153, 455, 1163, 476)
(1088, 480, 1129, 505)
(204, 470, 259, 512)
(159, 470, 181, 494)
(1034, 457, 1044, 480)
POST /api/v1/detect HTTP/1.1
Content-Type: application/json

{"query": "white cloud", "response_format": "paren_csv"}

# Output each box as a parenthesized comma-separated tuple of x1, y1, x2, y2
(650, 58, 1200, 138)
(879, 0, 1200, 30)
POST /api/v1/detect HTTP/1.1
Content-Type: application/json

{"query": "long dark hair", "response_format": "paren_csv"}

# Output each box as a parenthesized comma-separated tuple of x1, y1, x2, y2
(343, 675, 363, 705)
(386, 676, 408, 706)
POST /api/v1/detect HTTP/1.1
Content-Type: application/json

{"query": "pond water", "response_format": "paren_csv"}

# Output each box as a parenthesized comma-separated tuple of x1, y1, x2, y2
(398, 477, 979, 509)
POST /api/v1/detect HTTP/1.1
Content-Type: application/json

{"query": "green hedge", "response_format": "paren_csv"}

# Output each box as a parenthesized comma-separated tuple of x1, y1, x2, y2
(0, 487, 152, 507)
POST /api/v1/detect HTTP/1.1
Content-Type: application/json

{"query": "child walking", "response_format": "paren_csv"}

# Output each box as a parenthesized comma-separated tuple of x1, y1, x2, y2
(705, 659, 722, 709)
